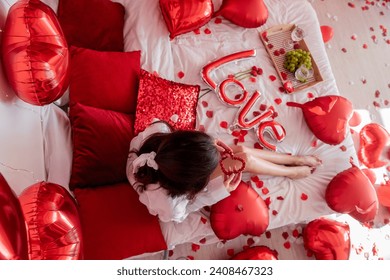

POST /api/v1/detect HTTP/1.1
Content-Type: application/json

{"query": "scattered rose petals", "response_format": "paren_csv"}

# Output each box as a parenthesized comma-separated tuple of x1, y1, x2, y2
(191, 243, 200, 252)
(272, 210, 278, 216)
(206, 110, 213, 118)
(274, 98, 282, 105)
(301, 193, 308, 201)
(262, 187, 269, 195)
(269, 75, 277, 81)
(265, 231, 271, 238)
(220, 121, 228, 129)
(283, 241, 291, 249)
(201, 101, 208, 107)
(177, 71, 185, 79)
(204, 28, 211, 35)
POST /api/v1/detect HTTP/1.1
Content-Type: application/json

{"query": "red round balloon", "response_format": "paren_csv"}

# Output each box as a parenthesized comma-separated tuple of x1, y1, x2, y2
(215, 0, 268, 28)
(287, 95, 353, 145)
(210, 181, 269, 240)
(18, 182, 83, 260)
(0, 173, 29, 260)
(2, 0, 70, 105)
(231, 246, 278, 260)
(303, 217, 350, 260)
(159, 0, 214, 39)
(325, 165, 378, 223)
(320, 25, 334, 43)
(358, 123, 390, 168)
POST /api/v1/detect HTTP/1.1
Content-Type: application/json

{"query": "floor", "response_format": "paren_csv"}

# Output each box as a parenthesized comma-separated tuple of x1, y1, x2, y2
(134, 0, 390, 261)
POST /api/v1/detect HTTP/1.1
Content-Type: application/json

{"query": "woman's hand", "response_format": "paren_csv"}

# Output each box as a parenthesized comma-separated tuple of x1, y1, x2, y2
(223, 171, 242, 193)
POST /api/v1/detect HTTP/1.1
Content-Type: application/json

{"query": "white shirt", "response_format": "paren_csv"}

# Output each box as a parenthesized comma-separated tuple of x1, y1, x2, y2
(126, 122, 230, 223)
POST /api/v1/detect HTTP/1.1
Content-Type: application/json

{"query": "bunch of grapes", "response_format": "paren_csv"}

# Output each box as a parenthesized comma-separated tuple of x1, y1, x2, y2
(283, 49, 312, 73)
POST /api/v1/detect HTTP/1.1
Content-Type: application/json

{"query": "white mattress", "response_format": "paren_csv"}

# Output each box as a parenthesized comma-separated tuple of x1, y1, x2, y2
(0, 0, 359, 258)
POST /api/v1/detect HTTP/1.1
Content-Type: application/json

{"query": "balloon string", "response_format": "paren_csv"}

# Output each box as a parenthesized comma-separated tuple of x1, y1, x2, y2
(0, 161, 41, 183)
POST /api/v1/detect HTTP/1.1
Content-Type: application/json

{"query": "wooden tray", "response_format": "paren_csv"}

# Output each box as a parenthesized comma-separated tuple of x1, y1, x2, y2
(259, 24, 323, 92)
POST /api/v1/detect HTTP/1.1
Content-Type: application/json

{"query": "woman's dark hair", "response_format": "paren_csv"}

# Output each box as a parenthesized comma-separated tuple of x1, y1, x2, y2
(132, 128, 220, 200)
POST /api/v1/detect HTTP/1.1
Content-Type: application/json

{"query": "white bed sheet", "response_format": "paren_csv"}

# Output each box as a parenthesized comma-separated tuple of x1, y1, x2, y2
(0, 0, 358, 256)
(117, 0, 357, 249)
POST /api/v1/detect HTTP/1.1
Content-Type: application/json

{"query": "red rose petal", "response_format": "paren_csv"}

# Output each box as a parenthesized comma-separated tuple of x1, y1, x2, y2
(177, 71, 185, 79)
(220, 121, 228, 129)
(363, 43, 368, 49)
(340, 145, 347, 151)
(292, 229, 299, 238)
(311, 140, 318, 147)
(283, 242, 291, 249)
(187, 255, 195, 260)
(277, 196, 284, 200)
(282, 232, 289, 240)
(227, 249, 235, 257)
(192, 243, 201, 252)
(348, 2, 355, 8)
(265, 231, 271, 238)
(200, 217, 207, 224)
(264, 197, 271, 207)
(254, 142, 263, 149)
(201, 101, 208, 107)
(281, 72, 288, 80)
(206, 110, 213, 118)
(274, 98, 282, 105)
(272, 210, 278, 216)
(262, 187, 269, 195)
(193, 28, 201, 35)
(375, 90, 380, 98)
(259, 104, 267, 111)
(247, 238, 255, 246)
(199, 238, 206, 244)
(255, 180, 264, 188)
(269, 75, 277, 82)
(169, 250, 174, 257)
(204, 28, 211, 34)
(214, 18, 222, 24)
(301, 193, 308, 201)
(307, 92, 314, 99)
(341, 47, 347, 53)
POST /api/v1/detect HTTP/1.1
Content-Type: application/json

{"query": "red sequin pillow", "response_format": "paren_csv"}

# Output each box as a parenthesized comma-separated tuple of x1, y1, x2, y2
(134, 69, 200, 134)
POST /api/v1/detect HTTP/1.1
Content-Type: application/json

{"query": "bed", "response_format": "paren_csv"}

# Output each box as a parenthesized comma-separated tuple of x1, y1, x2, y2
(0, 0, 372, 260)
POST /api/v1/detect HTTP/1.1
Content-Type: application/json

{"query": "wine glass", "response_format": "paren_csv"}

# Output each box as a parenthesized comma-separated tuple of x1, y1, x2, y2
(283, 25, 306, 49)
(294, 64, 313, 83)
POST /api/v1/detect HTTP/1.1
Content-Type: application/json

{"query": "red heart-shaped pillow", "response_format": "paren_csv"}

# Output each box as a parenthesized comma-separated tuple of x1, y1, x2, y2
(287, 95, 353, 145)
(215, 0, 268, 28)
(358, 123, 389, 168)
(325, 165, 379, 223)
(231, 246, 278, 260)
(159, 0, 214, 39)
(303, 217, 350, 260)
(210, 181, 269, 240)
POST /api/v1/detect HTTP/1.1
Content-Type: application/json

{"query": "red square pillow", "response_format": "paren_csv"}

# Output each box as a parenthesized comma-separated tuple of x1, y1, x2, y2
(69, 103, 134, 189)
(134, 69, 200, 134)
(74, 183, 167, 259)
(57, 0, 125, 51)
(69, 47, 140, 114)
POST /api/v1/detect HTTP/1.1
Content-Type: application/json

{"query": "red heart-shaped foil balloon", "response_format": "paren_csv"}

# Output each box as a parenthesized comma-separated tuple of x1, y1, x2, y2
(210, 181, 269, 240)
(231, 245, 278, 260)
(287, 95, 353, 145)
(358, 123, 389, 168)
(215, 0, 268, 28)
(0, 174, 28, 260)
(2, 0, 70, 105)
(19, 182, 83, 260)
(303, 217, 350, 260)
(159, 0, 213, 39)
(325, 165, 379, 223)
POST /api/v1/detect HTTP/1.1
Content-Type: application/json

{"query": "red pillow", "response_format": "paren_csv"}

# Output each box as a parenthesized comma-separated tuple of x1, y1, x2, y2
(74, 183, 167, 260)
(57, 0, 125, 51)
(69, 103, 134, 189)
(134, 69, 200, 134)
(69, 47, 140, 114)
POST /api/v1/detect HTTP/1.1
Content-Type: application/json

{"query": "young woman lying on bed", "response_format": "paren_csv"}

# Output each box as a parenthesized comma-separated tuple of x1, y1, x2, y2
(126, 120, 322, 224)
